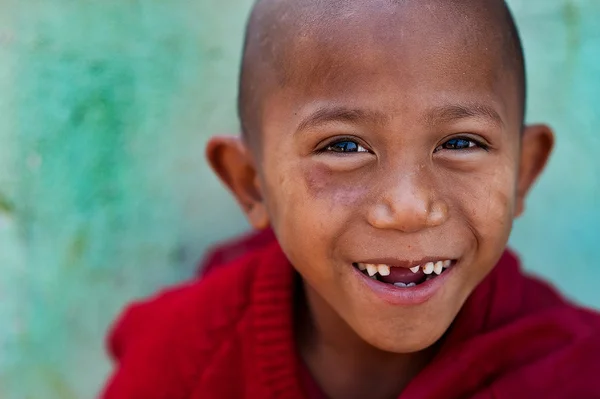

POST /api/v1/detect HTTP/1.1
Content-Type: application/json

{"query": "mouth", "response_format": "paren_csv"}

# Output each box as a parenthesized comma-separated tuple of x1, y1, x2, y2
(352, 259, 456, 288)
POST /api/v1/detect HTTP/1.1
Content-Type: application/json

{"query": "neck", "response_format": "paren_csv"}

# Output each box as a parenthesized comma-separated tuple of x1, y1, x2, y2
(295, 276, 439, 399)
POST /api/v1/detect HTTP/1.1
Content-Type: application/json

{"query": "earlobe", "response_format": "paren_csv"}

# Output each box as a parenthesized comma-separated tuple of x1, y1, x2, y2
(515, 124, 555, 217)
(206, 136, 270, 229)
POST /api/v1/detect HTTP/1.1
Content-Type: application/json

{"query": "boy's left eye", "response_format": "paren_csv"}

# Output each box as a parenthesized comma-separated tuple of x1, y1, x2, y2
(435, 137, 486, 152)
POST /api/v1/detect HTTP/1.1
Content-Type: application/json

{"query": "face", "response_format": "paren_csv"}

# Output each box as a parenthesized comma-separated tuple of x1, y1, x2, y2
(209, 1, 553, 353)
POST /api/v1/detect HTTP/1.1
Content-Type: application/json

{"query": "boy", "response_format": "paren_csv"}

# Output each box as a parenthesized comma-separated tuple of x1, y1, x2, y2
(101, 0, 600, 398)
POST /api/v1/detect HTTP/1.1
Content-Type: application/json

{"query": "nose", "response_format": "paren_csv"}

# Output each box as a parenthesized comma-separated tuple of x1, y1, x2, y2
(366, 170, 448, 233)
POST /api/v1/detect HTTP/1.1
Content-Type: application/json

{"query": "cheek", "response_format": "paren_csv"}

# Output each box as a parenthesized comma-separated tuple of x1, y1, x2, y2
(303, 162, 369, 208)
(286, 162, 370, 232)
(263, 160, 370, 261)
(446, 165, 516, 242)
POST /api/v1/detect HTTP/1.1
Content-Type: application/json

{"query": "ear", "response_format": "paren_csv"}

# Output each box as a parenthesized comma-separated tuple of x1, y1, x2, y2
(515, 124, 555, 217)
(206, 136, 270, 229)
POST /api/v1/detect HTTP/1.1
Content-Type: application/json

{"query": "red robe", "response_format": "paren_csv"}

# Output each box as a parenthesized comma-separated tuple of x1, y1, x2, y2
(101, 231, 600, 398)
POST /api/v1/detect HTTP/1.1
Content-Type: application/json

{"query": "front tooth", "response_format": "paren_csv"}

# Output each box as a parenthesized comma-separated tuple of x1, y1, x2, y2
(434, 261, 443, 275)
(366, 264, 378, 276)
(409, 266, 420, 274)
(407, 282, 416, 287)
(423, 262, 435, 275)
(377, 264, 391, 276)
(357, 263, 367, 271)
(443, 260, 452, 268)
(394, 282, 407, 287)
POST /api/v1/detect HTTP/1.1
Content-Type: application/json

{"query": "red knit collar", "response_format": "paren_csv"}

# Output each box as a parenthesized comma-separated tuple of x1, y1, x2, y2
(251, 241, 306, 398)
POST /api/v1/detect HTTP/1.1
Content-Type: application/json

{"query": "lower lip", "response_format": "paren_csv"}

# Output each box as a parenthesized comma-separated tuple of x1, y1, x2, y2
(351, 264, 456, 306)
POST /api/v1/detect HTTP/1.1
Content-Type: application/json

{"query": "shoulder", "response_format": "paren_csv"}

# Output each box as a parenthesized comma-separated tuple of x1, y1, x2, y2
(491, 252, 600, 397)
(489, 306, 600, 398)
(109, 254, 256, 360)
(101, 243, 277, 399)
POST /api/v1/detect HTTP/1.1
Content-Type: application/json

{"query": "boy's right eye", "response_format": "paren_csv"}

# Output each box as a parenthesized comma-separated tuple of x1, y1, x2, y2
(323, 140, 369, 153)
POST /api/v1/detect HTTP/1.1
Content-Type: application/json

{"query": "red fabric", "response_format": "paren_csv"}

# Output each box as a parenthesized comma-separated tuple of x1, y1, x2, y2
(101, 232, 600, 399)
(198, 228, 276, 277)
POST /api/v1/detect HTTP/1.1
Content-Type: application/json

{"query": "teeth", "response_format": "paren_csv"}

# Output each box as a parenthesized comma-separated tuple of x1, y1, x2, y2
(366, 264, 378, 277)
(359, 259, 453, 277)
(394, 282, 418, 288)
(423, 262, 435, 275)
(377, 264, 391, 276)
(434, 261, 443, 275)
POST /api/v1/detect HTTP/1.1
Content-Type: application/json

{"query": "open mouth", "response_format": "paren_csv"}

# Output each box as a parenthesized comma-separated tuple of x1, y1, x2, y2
(352, 260, 456, 288)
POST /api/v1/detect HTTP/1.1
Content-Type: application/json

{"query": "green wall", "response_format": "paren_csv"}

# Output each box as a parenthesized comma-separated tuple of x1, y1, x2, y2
(0, 0, 597, 397)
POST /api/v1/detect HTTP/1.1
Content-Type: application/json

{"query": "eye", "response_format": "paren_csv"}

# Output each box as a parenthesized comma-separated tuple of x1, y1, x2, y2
(435, 137, 488, 152)
(323, 140, 369, 153)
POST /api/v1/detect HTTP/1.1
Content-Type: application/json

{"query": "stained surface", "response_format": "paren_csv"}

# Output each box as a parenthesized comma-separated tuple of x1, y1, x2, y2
(0, 0, 598, 397)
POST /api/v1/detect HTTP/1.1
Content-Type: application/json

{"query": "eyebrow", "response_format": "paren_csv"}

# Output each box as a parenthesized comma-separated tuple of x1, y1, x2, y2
(295, 106, 389, 133)
(424, 103, 505, 129)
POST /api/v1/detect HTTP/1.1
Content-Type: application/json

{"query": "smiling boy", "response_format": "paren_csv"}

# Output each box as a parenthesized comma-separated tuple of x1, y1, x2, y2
(101, 0, 600, 398)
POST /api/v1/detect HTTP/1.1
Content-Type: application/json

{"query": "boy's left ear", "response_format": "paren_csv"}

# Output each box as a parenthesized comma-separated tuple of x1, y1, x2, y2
(515, 124, 555, 217)
(206, 136, 270, 230)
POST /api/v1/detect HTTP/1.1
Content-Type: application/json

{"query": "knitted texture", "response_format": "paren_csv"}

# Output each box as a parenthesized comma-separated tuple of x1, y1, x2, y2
(101, 239, 600, 399)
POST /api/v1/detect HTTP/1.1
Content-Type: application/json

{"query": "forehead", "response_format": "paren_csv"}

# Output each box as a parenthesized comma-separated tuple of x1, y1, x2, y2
(261, 1, 520, 133)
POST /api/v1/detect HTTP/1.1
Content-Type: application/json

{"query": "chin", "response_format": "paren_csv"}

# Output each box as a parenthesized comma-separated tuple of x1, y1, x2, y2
(373, 335, 443, 354)
(355, 319, 449, 354)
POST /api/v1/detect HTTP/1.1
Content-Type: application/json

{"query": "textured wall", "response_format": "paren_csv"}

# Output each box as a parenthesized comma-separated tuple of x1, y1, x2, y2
(0, 0, 598, 398)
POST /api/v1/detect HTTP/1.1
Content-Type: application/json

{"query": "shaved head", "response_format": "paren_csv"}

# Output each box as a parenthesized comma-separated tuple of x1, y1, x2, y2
(238, 0, 526, 145)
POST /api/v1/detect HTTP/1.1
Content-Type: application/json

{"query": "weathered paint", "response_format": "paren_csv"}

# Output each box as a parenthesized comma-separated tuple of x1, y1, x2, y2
(0, 0, 597, 397)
